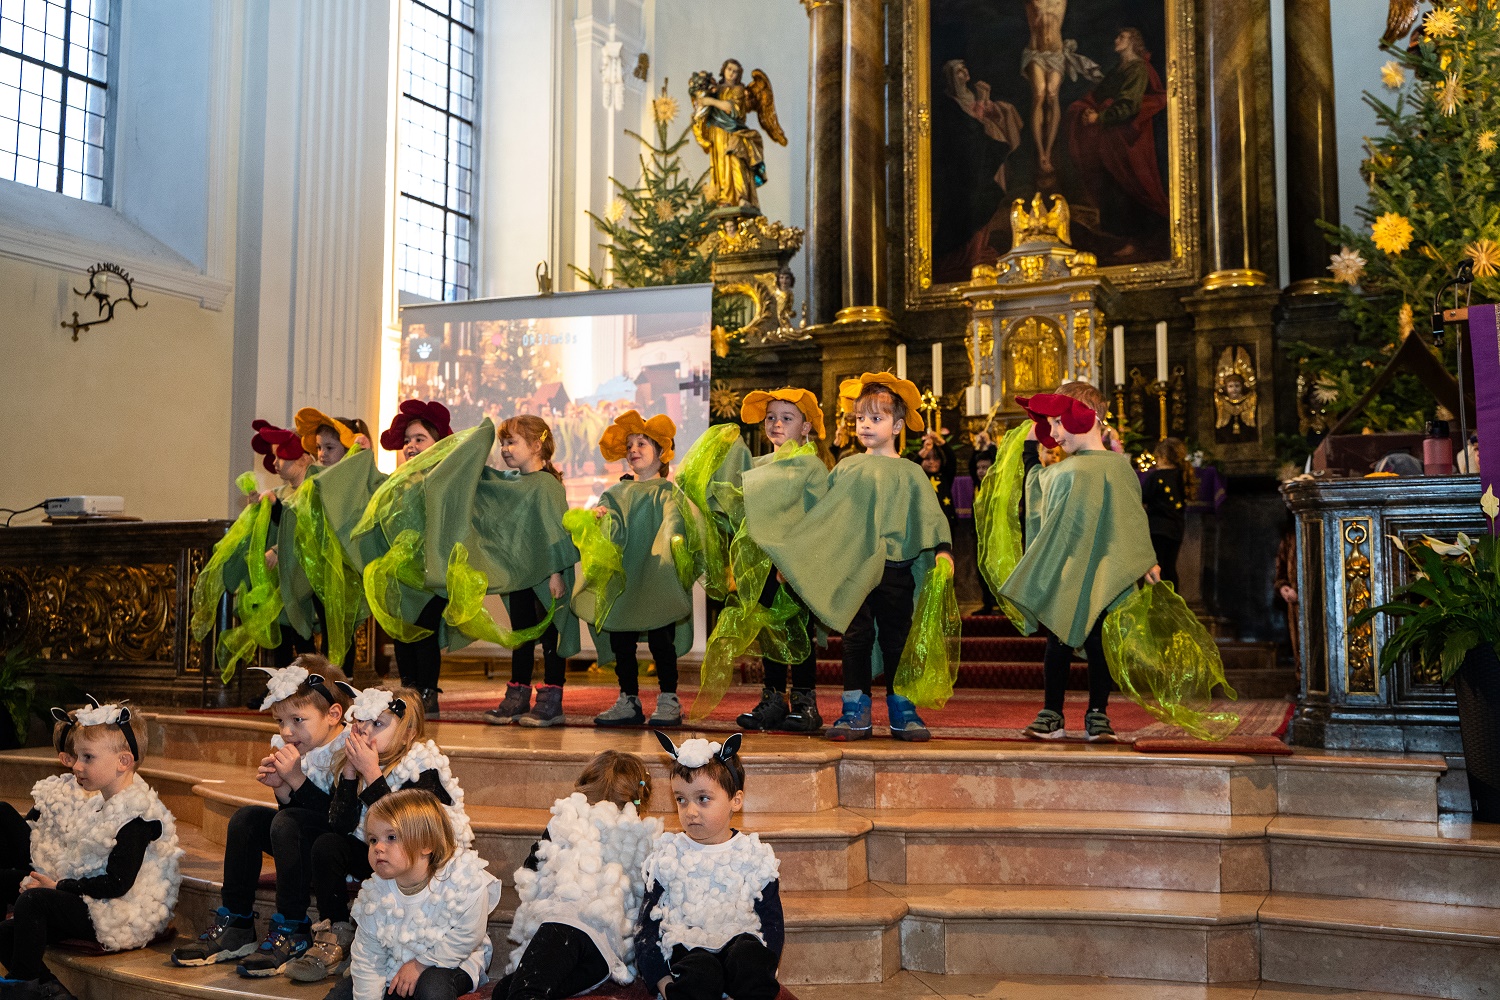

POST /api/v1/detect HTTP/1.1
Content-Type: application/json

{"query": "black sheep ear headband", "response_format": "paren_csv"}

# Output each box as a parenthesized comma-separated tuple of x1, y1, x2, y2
(250, 665, 336, 712)
(72, 695, 139, 762)
(49, 707, 74, 753)
(654, 731, 744, 792)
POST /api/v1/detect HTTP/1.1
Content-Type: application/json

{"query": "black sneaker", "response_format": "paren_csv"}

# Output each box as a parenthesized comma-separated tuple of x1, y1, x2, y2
(778, 688, 823, 733)
(235, 914, 311, 978)
(737, 688, 788, 730)
(1084, 709, 1118, 743)
(170, 907, 258, 966)
(419, 687, 441, 719)
(0, 979, 76, 1000)
(1024, 709, 1066, 740)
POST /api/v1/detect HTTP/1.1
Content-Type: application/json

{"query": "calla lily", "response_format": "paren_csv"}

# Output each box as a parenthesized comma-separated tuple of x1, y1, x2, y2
(1423, 535, 1470, 557)
(1483, 485, 1498, 522)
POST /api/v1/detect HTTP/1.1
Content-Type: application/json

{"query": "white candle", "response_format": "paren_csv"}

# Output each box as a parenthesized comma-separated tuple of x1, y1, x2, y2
(1112, 325, 1125, 386)
(896, 344, 906, 380)
(1155, 321, 1168, 384)
(980, 383, 992, 413)
(932, 342, 943, 397)
(965, 385, 978, 416)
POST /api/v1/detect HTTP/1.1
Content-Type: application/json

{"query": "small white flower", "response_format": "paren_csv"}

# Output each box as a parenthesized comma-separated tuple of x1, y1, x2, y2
(673, 739, 721, 769)
(254, 664, 309, 710)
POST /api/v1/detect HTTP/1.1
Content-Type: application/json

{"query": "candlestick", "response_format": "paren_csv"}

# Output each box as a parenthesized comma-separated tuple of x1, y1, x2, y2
(1112, 325, 1125, 386)
(965, 385, 977, 416)
(980, 383, 991, 413)
(931, 342, 943, 397)
(1155, 321, 1168, 384)
(896, 344, 906, 381)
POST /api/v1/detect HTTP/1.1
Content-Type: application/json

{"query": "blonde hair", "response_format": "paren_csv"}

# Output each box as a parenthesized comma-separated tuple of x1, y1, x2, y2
(575, 750, 652, 810)
(332, 686, 427, 789)
(366, 788, 456, 872)
(74, 713, 147, 764)
(1055, 381, 1109, 421)
(500, 415, 563, 482)
(275, 656, 353, 716)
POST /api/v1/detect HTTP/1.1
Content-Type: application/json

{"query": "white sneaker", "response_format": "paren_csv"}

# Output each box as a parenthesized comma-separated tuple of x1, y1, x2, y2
(648, 692, 682, 727)
(594, 692, 644, 727)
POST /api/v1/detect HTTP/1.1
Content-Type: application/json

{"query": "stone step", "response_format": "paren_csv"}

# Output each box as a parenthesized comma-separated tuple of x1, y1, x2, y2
(1259, 892, 1500, 1000)
(791, 971, 1442, 1000)
(862, 809, 1270, 892)
(1274, 753, 1446, 823)
(889, 884, 1262, 983)
(1268, 815, 1500, 908)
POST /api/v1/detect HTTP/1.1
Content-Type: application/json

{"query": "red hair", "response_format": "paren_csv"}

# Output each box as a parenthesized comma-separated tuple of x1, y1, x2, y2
(499, 415, 563, 482)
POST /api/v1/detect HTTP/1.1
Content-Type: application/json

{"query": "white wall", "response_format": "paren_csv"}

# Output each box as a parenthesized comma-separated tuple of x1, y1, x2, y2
(1330, 0, 1397, 233)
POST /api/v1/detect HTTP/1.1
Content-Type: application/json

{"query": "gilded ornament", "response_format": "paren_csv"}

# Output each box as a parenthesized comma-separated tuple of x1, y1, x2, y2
(710, 381, 742, 420)
(0, 563, 178, 664)
(1011, 193, 1070, 248)
(1213, 346, 1258, 434)
(1341, 519, 1377, 694)
(688, 61, 786, 216)
(606, 198, 627, 224)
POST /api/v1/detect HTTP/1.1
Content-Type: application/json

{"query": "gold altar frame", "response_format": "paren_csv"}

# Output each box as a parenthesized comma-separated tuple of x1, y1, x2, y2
(901, 0, 1202, 309)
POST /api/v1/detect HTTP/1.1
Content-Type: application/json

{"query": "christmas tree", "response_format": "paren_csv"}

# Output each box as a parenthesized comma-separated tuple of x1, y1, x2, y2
(1297, 3, 1500, 437)
(570, 83, 719, 289)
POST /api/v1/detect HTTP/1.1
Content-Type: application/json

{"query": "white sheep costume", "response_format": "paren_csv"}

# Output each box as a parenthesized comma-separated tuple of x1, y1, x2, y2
(506, 792, 663, 983)
(27, 773, 90, 878)
(339, 684, 474, 849)
(349, 848, 501, 1000)
(642, 734, 780, 959)
(257, 664, 348, 793)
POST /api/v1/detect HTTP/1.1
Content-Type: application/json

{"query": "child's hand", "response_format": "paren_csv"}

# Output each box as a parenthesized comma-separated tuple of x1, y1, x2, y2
(256, 760, 285, 789)
(549, 572, 566, 600)
(936, 552, 955, 570)
(1144, 565, 1162, 585)
(27, 871, 57, 890)
(270, 743, 305, 790)
(389, 959, 427, 997)
(345, 730, 382, 785)
(593, 506, 608, 520)
(1025, 422, 1038, 442)
(264, 545, 279, 569)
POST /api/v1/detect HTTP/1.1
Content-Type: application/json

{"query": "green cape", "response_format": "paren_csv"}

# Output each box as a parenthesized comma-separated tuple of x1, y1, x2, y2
(744, 453, 952, 633)
(476, 469, 580, 658)
(573, 476, 692, 664)
(999, 449, 1158, 648)
(710, 438, 754, 517)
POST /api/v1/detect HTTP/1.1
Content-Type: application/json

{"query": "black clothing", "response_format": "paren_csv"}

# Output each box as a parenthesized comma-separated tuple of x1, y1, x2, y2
(841, 564, 916, 695)
(55, 817, 162, 899)
(309, 832, 372, 925)
(323, 966, 473, 1000)
(1041, 617, 1113, 714)
(634, 864, 783, 992)
(221, 804, 326, 920)
(661, 936, 781, 1000)
(0, 800, 34, 908)
(0, 887, 95, 981)
(1151, 534, 1181, 591)
(394, 595, 449, 691)
(506, 589, 567, 687)
(1142, 469, 1186, 541)
(607, 626, 678, 696)
(503, 921, 611, 1000)
(328, 771, 452, 837)
(756, 574, 818, 693)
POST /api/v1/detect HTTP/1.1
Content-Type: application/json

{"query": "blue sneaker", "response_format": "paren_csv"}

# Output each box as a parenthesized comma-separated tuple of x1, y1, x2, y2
(826, 690, 872, 741)
(235, 913, 311, 978)
(886, 694, 932, 742)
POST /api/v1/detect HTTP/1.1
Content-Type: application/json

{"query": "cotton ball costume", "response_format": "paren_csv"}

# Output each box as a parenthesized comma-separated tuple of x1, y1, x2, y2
(27, 772, 90, 879)
(343, 685, 473, 848)
(642, 830, 779, 958)
(506, 792, 663, 983)
(258, 665, 348, 793)
(349, 848, 501, 997)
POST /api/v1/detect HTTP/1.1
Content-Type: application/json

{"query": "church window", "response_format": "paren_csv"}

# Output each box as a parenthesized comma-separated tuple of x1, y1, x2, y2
(395, 0, 476, 301)
(0, 0, 111, 203)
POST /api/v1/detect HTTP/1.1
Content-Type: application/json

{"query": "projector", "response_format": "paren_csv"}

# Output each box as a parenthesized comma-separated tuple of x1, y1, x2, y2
(44, 496, 125, 517)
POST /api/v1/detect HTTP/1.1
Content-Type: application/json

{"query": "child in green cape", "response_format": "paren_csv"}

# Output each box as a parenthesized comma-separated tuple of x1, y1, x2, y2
(581, 411, 693, 729)
(250, 420, 321, 667)
(482, 415, 581, 728)
(735, 387, 833, 733)
(744, 374, 953, 741)
(1001, 382, 1160, 741)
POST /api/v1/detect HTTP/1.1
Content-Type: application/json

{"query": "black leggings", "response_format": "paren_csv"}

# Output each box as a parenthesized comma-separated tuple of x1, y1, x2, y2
(607, 626, 678, 695)
(1151, 534, 1181, 591)
(394, 596, 448, 690)
(0, 887, 95, 981)
(222, 804, 326, 920)
(310, 832, 373, 925)
(757, 576, 817, 693)
(0, 801, 33, 908)
(506, 590, 566, 687)
(665, 934, 779, 1000)
(1041, 616, 1113, 714)
(841, 565, 916, 696)
(324, 966, 473, 1000)
(505, 922, 610, 999)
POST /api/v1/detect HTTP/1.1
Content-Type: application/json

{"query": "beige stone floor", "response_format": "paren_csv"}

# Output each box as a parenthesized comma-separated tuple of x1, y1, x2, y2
(791, 973, 1432, 1000)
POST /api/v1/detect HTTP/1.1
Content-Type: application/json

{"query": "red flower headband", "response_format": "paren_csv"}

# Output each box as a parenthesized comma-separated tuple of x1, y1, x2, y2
(380, 400, 454, 451)
(250, 420, 307, 473)
(1015, 393, 1099, 449)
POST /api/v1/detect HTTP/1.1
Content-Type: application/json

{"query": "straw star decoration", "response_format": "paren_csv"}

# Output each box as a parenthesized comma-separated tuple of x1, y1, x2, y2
(1423, 7, 1459, 40)
(1381, 60, 1407, 89)
(1397, 302, 1414, 339)
(1371, 212, 1414, 255)
(1479, 131, 1498, 154)
(1328, 246, 1366, 285)
(653, 94, 680, 124)
(1437, 72, 1463, 115)
(1465, 238, 1500, 279)
(710, 381, 741, 419)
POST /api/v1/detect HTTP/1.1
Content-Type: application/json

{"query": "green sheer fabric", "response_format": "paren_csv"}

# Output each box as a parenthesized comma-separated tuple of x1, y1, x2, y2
(190, 474, 262, 643)
(293, 446, 386, 665)
(974, 423, 1029, 629)
(675, 424, 746, 599)
(443, 542, 559, 647)
(893, 557, 963, 708)
(563, 507, 625, 631)
(1102, 582, 1240, 740)
(363, 529, 429, 642)
(217, 497, 284, 682)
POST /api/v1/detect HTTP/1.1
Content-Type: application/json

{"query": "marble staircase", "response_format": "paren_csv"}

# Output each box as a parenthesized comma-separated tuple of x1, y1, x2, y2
(0, 715, 1496, 1000)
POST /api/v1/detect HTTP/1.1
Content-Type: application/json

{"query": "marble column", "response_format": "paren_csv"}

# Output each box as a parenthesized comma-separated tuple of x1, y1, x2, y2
(1198, 0, 1277, 290)
(1283, 0, 1341, 294)
(803, 0, 843, 327)
(837, 0, 891, 323)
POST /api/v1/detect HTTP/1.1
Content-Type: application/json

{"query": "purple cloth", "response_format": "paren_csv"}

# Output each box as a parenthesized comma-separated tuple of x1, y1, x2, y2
(953, 475, 975, 519)
(1137, 465, 1226, 513)
(1470, 305, 1499, 497)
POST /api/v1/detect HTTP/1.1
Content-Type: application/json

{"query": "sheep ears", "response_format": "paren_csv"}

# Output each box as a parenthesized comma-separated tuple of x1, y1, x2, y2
(653, 730, 680, 758)
(249, 666, 276, 677)
(85, 694, 101, 708)
(334, 680, 359, 699)
(50, 707, 70, 723)
(719, 733, 743, 760)
(118, 706, 131, 723)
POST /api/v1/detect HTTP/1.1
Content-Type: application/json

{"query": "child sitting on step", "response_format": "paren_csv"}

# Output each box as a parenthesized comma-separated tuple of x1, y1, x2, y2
(0, 701, 183, 1000)
(502, 750, 663, 999)
(327, 789, 501, 1000)
(0, 709, 85, 909)
(170, 658, 351, 976)
(1000, 383, 1160, 742)
(285, 684, 472, 984)
(637, 733, 783, 1000)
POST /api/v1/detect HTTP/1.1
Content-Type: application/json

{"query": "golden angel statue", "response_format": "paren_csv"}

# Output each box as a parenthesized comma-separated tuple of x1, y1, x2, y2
(689, 59, 787, 215)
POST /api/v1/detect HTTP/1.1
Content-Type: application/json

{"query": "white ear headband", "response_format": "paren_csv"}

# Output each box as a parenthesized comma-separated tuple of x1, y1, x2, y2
(334, 681, 406, 721)
(654, 730, 744, 790)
